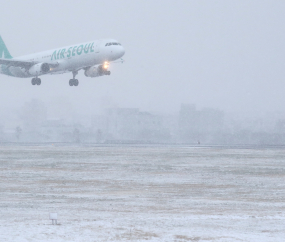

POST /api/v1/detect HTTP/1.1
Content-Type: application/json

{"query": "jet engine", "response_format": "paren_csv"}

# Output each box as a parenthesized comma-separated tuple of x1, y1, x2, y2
(29, 63, 50, 76)
(84, 63, 110, 78)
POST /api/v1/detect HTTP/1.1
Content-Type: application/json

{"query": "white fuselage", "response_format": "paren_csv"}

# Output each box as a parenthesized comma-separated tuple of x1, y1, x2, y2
(4, 38, 125, 78)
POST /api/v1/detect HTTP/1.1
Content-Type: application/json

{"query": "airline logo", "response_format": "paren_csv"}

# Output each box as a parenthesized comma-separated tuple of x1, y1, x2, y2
(51, 42, 95, 61)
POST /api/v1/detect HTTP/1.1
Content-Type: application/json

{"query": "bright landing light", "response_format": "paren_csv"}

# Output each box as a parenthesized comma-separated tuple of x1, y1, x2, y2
(103, 62, 109, 69)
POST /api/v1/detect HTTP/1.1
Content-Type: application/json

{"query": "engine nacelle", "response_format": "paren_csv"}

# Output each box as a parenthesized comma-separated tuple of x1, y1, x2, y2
(84, 65, 110, 78)
(28, 63, 50, 76)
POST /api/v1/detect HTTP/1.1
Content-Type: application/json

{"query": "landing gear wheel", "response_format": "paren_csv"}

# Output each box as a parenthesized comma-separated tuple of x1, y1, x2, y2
(31, 78, 41, 85)
(69, 79, 79, 86)
(69, 71, 79, 86)
(106, 71, 111, 75)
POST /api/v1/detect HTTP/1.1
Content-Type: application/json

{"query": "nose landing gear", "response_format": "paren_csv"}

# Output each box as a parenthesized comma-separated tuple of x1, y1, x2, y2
(69, 70, 79, 87)
(31, 77, 41, 85)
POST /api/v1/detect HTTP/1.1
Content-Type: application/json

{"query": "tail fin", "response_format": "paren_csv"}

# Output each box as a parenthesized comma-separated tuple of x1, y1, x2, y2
(0, 36, 12, 59)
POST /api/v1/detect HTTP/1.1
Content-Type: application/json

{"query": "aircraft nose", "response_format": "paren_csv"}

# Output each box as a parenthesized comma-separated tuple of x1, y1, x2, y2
(120, 46, 125, 57)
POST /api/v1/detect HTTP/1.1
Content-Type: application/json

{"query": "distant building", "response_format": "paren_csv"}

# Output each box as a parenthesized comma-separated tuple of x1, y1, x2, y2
(178, 104, 224, 143)
(92, 108, 170, 143)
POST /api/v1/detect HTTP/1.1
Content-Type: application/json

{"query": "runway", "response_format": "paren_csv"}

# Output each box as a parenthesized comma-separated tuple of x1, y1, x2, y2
(0, 144, 284, 241)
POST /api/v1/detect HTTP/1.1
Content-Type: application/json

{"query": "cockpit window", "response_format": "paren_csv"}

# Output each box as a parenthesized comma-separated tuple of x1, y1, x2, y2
(105, 42, 121, 46)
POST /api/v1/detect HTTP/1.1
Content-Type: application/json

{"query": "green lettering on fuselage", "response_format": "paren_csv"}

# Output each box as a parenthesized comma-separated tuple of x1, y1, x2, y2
(84, 43, 90, 53)
(50, 42, 95, 60)
(60, 49, 66, 59)
(77, 45, 83, 55)
(72, 46, 77, 56)
(90, 42, 94, 52)
(67, 47, 72, 57)
(57, 49, 61, 59)
(51, 50, 57, 60)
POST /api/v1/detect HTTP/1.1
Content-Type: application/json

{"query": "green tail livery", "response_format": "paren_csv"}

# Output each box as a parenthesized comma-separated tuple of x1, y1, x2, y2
(0, 36, 13, 76)
(0, 36, 12, 59)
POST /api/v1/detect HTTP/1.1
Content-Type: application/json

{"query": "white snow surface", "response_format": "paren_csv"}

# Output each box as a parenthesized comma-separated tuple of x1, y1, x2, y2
(0, 144, 284, 241)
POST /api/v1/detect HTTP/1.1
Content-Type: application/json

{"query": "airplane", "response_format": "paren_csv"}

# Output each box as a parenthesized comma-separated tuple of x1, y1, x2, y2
(0, 36, 125, 86)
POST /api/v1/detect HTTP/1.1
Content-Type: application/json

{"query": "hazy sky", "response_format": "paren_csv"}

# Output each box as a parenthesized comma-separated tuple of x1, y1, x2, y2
(0, 0, 284, 118)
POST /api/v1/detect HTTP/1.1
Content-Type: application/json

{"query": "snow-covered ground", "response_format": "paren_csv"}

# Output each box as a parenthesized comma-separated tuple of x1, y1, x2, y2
(0, 144, 284, 241)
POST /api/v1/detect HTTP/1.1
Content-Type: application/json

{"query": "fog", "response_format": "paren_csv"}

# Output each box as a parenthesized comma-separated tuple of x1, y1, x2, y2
(0, 0, 285, 144)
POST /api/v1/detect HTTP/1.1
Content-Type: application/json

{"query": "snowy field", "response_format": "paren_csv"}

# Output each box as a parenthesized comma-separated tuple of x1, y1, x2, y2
(0, 144, 284, 241)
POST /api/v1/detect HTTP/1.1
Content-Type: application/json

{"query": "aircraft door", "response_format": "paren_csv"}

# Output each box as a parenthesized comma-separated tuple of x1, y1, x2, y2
(92, 41, 100, 53)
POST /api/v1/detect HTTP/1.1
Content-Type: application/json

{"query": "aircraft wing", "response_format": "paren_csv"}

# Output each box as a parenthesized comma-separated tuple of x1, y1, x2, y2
(0, 58, 58, 69)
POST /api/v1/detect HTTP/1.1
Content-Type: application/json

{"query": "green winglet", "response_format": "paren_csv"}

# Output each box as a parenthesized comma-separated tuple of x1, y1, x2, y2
(0, 36, 12, 59)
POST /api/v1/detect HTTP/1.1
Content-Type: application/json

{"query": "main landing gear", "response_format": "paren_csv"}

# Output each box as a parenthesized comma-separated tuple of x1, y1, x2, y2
(31, 77, 41, 85)
(69, 70, 79, 87)
(69, 79, 78, 86)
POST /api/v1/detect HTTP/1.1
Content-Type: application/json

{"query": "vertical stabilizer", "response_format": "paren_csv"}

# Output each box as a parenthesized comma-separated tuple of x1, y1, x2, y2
(0, 36, 12, 59)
